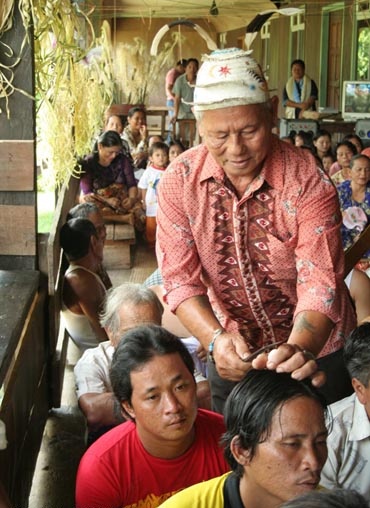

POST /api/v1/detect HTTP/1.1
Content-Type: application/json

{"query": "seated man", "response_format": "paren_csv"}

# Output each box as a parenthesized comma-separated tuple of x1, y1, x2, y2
(74, 283, 211, 444)
(75, 325, 229, 508)
(320, 323, 370, 502)
(161, 369, 328, 508)
(60, 218, 109, 351)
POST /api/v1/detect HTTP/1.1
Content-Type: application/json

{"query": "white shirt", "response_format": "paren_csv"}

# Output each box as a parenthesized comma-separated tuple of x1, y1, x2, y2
(138, 165, 165, 217)
(74, 337, 207, 399)
(320, 392, 370, 503)
(74, 341, 114, 398)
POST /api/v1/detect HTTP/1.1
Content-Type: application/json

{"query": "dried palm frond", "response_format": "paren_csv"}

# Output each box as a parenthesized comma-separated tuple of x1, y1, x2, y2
(114, 31, 184, 105)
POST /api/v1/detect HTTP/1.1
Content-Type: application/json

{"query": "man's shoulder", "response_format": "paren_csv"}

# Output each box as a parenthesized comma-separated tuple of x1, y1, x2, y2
(160, 472, 230, 508)
(271, 138, 334, 189)
(328, 393, 357, 435)
(75, 341, 113, 368)
(165, 145, 214, 181)
(83, 420, 137, 459)
(195, 409, 225, 433)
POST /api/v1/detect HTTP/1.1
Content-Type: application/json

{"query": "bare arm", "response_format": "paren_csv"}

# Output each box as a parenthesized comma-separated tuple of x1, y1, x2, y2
(349, 268, 370, 324)
(78, 392, 124, 431)
(171, 95, 181, 124)
(141, 189, 147, 209)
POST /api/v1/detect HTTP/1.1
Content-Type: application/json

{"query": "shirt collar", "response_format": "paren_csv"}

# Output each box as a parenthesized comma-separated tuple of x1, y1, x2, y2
(199, 135, 285, 192)
(349, 396, 370, 441)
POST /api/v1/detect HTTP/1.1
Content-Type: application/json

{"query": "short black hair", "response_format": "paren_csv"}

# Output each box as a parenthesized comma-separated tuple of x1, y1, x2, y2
(186, 58, 199, 68)
(149, 141, 169, 157)
(110, 324, 195, 420)
(313, 129, 332, 142)
(222, 370, 327, 477)
(343, 323, 370, 386)
(177, 59, 187, 67)
(93, 130, 123, 154)
(280, 488, 368, 508)
(60, 218, 97, 261)
(343, 133, 364, 152)
(127, 106, 146, 118)
(169, 139, 185, 151)
(291, 59, 305, 70)
(335, 140, 357, 157)
(349, 153, 370, 169)
(67, 202, 99, 221)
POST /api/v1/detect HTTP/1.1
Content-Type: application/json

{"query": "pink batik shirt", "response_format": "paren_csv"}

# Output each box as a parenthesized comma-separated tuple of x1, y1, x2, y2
(156, 136, 356, 357)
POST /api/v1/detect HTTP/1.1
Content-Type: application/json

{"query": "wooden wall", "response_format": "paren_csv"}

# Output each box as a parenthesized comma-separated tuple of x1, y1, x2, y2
(110, 17, 216, 107)
(0, 4, 37, 270)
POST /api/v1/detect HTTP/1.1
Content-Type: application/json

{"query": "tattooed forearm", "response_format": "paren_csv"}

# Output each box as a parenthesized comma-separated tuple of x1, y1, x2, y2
(293, 313, 317, 335)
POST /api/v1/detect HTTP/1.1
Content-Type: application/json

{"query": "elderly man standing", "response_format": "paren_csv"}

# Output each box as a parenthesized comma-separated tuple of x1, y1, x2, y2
(156, 48, 356, 412)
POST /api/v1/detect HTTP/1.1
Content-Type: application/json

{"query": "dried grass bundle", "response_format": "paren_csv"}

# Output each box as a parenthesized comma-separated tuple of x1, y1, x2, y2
(113, 32, 183, 104)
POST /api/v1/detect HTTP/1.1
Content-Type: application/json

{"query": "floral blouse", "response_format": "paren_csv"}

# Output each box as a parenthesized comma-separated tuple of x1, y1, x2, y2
(122, 126, 148, 159)
(337, 179, 370, 259)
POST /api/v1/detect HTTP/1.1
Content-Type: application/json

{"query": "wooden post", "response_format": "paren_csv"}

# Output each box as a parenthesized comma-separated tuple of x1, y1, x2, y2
(0, 3, 37, 270)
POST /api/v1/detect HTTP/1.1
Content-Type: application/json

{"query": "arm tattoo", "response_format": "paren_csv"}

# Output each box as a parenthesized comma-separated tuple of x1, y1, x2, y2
(294, 313, 316, 335)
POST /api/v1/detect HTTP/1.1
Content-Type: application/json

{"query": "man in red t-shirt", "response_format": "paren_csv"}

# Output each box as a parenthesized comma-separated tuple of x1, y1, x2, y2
(75, 324, 229, 508)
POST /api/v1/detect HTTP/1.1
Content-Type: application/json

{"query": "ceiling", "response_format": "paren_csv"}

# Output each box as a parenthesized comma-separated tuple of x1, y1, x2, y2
(96, 0, 283, 32)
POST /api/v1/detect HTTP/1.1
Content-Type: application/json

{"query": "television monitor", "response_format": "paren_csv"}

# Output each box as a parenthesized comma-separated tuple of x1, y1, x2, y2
(342, 81, 370, 121)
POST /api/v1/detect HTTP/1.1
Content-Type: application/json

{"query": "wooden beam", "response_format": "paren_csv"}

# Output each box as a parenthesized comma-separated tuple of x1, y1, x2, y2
(0, 141, 35, 191)
(0, 205, 36, 255)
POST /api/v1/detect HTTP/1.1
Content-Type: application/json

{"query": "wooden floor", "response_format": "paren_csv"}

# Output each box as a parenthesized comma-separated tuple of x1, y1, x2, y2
(29, 238, 157, 508)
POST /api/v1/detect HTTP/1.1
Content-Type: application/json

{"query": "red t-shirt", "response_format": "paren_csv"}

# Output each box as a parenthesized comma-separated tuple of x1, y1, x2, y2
(75, 409, 229, 508)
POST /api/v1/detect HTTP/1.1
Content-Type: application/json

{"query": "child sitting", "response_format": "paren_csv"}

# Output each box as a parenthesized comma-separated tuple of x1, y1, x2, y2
(138, 141, 169, 248)
(168, 140, 185, 163)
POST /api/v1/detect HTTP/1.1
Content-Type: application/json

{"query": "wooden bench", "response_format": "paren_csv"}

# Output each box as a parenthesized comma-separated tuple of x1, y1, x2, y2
(0, 270, 48, 507)
(104, 222, 136, 270)
(47, 175, 80, 407)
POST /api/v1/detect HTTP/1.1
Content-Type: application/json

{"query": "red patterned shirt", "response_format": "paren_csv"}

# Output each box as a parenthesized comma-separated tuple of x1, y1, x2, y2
(157, 136, 356, 357)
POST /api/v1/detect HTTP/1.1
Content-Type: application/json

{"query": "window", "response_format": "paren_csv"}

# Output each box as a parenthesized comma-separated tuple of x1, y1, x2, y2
(290, 8, 305, 60)
(261, 21, 271, 78)
(356, 3, 370, 79)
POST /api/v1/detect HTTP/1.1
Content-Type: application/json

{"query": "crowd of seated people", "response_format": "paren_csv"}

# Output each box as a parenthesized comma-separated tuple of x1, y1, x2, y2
(289, 126, 370, 277)
(78, 108, 186, 249)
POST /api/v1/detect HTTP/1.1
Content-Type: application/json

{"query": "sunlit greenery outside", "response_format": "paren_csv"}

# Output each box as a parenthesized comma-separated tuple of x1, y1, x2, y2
(357, 26, 370, 80)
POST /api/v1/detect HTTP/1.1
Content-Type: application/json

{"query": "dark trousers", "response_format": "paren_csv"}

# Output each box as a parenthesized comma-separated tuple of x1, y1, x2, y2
(207, 347, 353, 415)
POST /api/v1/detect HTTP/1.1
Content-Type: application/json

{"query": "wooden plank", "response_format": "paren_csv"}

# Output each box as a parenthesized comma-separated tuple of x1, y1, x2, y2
(0, 205, 35, 255)
(0, 270, 40, 384)
(113, 224, 136, 241)
(104, 240, 132, 269)
(47, 175, 80, 295)
(47, 175, 80, 406)
(0, 141, 34, 190)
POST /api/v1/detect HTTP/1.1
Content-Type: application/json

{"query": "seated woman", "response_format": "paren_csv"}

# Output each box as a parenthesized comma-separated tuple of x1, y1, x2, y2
(330, 140, 357, 186)
(338, 153, 370, 273)
(60, 218, 109, 352)
(79, 130, 144, 229)
(312, 129, 333, 164)
(121, 106, 149, 171)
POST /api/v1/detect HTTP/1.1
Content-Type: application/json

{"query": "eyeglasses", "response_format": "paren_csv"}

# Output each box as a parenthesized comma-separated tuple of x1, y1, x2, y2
(242, 340, 285, 363)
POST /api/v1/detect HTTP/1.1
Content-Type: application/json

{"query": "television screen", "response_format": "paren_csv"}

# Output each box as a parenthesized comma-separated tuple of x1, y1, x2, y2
(342, 81, 370, 120)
